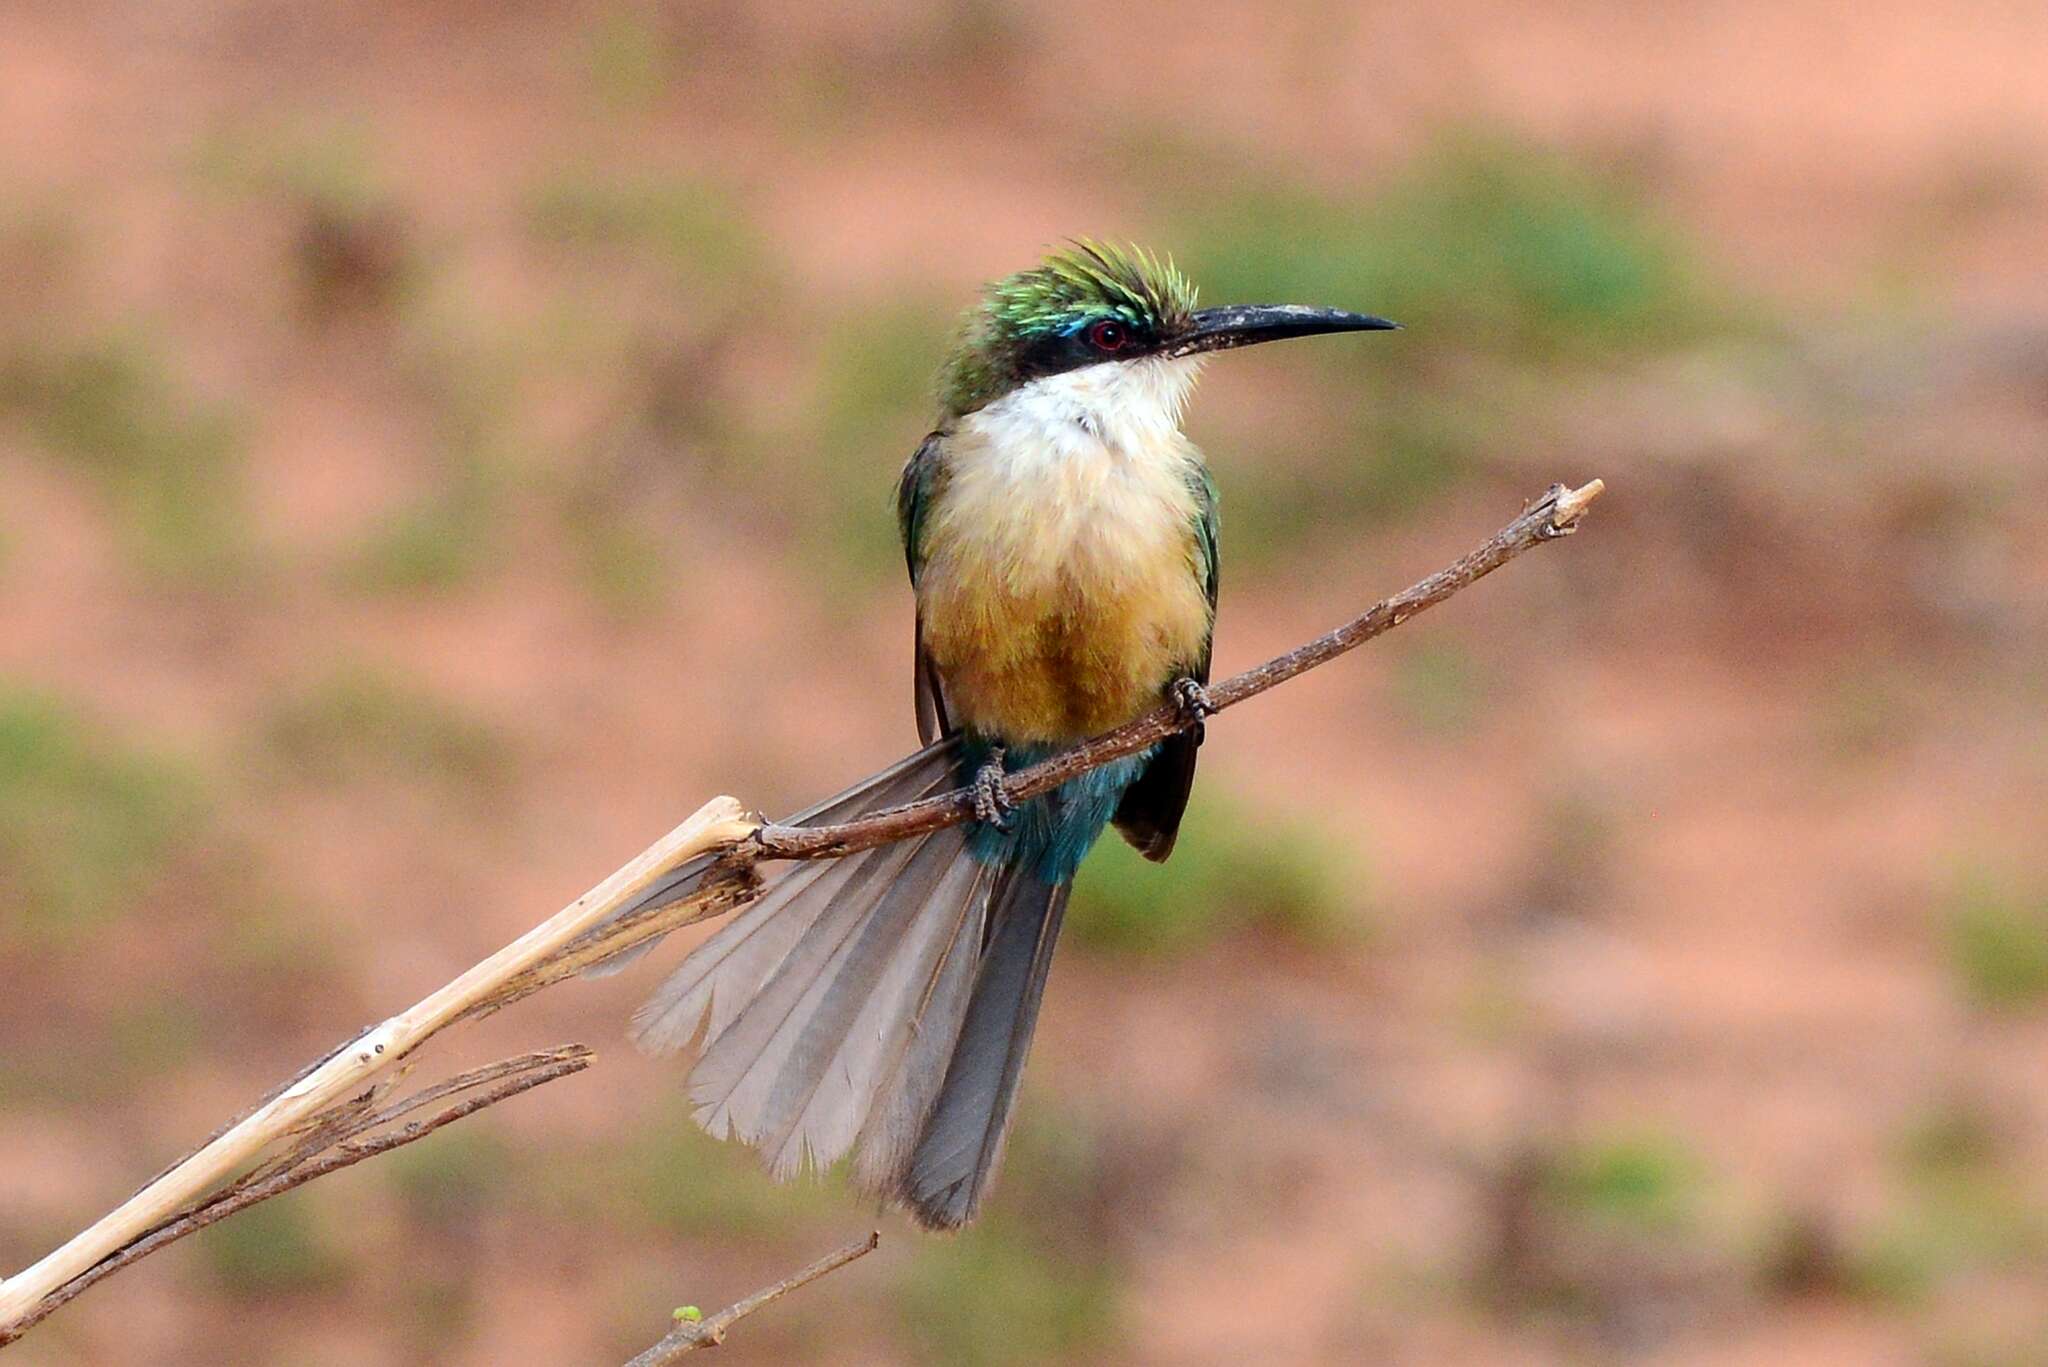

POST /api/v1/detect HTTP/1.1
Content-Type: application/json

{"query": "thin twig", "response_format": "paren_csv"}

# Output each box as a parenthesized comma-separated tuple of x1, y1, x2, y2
(624, 1233, 881, 1365)
(0, 1046, 593, 1345)
(750, 479, 1605, 862)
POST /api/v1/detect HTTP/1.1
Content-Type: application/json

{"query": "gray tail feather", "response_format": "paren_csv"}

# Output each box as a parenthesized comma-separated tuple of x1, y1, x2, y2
(581, 739, 963, 979)
(896, 867, 1069, 1229)
(629, 737, 1066, 1230)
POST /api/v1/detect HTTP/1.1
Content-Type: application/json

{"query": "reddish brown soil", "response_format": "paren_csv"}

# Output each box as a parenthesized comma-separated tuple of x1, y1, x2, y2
(4, 4, 2048, 1364)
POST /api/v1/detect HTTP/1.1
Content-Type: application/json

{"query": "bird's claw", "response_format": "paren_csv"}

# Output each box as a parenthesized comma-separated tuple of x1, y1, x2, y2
(1171, 677, 1216, 722)
(971, 748, 1013, 830)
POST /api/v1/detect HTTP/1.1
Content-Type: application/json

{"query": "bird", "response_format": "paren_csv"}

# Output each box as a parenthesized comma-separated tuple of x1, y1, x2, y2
(623, 242, 1396, 1230)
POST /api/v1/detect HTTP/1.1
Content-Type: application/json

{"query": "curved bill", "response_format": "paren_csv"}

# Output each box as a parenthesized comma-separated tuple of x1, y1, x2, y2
(1163, 305, 1400, 359)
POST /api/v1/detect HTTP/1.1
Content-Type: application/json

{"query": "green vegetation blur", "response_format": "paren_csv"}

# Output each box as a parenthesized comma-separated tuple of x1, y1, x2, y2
(4, 3, 2047, 1363)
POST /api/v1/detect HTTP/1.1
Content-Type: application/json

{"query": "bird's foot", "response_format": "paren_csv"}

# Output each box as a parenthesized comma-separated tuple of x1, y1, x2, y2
(1171, 677, 1217, 723)
(970, 747, 1013, 830)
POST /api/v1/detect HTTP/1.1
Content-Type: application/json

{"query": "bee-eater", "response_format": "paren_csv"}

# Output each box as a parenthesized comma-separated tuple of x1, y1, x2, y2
(629, 243, 1396, 1229)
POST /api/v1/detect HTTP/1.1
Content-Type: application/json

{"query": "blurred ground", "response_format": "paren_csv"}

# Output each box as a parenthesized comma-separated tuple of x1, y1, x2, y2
(3, 3, 2048, 1364)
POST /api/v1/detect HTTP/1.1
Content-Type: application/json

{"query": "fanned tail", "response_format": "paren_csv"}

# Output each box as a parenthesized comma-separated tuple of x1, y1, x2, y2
(630, 738, 1069, 1229)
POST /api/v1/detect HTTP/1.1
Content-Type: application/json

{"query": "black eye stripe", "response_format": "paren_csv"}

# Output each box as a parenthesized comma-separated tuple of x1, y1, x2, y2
(1014, 317, 1157, 381)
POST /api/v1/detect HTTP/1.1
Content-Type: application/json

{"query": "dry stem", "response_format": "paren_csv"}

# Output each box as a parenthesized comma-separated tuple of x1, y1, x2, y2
(0, 1047, 593, 1345)
(0, 800, 753, 1333)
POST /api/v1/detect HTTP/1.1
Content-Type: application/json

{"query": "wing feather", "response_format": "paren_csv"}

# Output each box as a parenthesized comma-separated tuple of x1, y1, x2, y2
(899, 432, 953, 743)
(1111, 461, 1217, 861)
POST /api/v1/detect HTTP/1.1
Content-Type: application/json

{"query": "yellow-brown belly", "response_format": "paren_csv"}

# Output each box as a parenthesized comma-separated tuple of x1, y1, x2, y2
(921, 572, 1208, 742)
(916, 434, 1212, 745)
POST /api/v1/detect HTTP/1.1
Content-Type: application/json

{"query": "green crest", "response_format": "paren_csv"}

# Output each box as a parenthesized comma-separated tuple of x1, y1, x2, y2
(940, 241, 1198, 416)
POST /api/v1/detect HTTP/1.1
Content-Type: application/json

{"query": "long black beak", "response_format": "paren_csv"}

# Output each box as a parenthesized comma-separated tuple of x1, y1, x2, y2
(1164, 305, 1400, 359)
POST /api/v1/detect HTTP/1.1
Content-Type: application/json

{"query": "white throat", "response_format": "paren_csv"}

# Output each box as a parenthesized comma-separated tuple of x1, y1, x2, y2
(966, 356, 1204, 459)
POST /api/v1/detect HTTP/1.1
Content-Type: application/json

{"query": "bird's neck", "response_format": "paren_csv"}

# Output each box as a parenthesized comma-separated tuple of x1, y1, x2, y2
(958, 356, 1203, 464)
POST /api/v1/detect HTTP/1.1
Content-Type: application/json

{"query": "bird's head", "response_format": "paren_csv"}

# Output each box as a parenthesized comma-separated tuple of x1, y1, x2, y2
(938, 240, 1396, 420)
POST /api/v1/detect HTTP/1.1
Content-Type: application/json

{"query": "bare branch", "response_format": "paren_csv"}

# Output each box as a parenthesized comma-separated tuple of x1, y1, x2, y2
(0, 798, 751, 1334)
(0, 1046, 593, 1345)
(624, 1233, 881, 1364)
(750, 479, 1606, 862)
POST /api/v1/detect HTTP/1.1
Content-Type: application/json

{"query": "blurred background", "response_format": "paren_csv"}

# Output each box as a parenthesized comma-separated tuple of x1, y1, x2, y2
(3, 3, 2047, 1363)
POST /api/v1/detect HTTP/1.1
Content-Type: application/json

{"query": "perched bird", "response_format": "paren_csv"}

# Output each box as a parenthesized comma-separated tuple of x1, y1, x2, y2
(626, 243, 1395, 1229)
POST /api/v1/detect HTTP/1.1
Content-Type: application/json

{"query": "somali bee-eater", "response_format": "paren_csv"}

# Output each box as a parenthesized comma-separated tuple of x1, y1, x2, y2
(627, 243, 1396, 1229)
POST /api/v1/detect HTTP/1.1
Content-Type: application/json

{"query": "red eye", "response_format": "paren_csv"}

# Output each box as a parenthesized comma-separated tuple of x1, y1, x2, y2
(1087, 319, 1129, 352)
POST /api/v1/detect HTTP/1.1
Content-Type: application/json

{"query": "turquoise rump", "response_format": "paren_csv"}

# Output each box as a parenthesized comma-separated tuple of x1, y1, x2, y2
(960, 740, 1157, 884)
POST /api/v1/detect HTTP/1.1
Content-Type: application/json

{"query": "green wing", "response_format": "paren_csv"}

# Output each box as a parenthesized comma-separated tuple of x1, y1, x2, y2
(1110, 464, 1218, 862)
(898, 433, 952, 744)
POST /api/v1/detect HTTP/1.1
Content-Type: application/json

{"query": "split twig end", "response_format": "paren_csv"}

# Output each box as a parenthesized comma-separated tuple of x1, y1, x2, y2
(1549, 478, 1605, 531)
